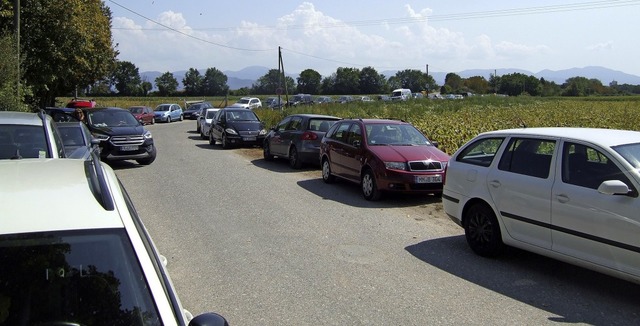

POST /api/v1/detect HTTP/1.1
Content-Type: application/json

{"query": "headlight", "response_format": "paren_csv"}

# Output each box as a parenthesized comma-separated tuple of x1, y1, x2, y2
(143, 130, 153, 139)
(225, 128, 238, 135)
(384, 161, 407, 171)
(93, 133, 110, 141)
(259, 129, 267, 136)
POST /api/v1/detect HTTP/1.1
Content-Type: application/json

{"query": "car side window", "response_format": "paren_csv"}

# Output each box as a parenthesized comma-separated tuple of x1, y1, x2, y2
(276, 117, 291, 132)
(456, 137, 504, 167)
(347, 124, 363, 146)
(287, 117, 303, 131)
(498, 138, 555, 178)
(562, 142, 632, 189)
(330, 122, 351, 143)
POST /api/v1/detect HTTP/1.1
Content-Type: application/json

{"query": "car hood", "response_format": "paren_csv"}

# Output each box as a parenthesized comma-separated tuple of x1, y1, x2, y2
(153, 111, 168, 116)
(228, 121, 264, 131)
(368, 145, 449, 162)
(91, 125, 146, 136)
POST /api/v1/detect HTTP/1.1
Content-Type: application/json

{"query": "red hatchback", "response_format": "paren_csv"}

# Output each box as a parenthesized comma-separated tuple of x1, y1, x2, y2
(319, 119, 450, 200)
(128, 106, 155, 125)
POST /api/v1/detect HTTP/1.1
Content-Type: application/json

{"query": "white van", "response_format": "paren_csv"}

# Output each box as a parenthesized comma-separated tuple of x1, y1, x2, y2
(390, 88, 412, 101)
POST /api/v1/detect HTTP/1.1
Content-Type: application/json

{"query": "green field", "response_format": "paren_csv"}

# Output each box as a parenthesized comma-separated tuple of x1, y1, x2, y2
(62, 96, 640, 155)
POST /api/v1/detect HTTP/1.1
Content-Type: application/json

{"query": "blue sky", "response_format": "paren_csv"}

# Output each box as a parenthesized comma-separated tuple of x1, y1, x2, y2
(106, 0, 640, 77)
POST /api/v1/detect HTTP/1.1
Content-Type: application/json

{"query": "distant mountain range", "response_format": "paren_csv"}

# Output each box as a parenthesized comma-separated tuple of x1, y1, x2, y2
(141, 65, 640, 91)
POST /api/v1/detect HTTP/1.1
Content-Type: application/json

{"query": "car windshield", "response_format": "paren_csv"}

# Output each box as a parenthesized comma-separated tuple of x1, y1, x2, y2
(88, 110, 140, 128)
(309, 119, 338, 132)
(366, 124, 432, 146)
(0, 229, 161, 325)
(154, 105, 170, 112)
(129, 107, 143, 114)
(0, 125, 50, 159)
(226, 110, 257, 121)
(57, 125, 86, 147)
(612, 143, 640, 168)
(237, 99, 250, 104)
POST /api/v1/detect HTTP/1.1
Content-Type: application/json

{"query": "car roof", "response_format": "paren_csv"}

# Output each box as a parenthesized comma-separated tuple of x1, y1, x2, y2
(0, 111, 44, 126)
(479, 127, 640, 147)
(205, 108, 219, 112)
(340, 118, 409, 125)
(0, 159, 124, 235)
(289, 114, 340, 119)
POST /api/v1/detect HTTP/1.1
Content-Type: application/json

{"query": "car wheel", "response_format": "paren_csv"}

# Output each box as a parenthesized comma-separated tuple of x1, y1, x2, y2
(263, 141, 274, 161)
(289, 146, 301, 169)
(221, 133, 230, 149)
(463, 203, 504, 257)
(197, 124, 201, 133)
(321, 158, 336, 183)
(361, 169, 381, 201)
(200, 129, 207, 140)
(136, 146, 157, 165)
(167, 116, 172, 123)
(180, 114, 184, 121)
(208, 131, 216, 146)
(151, 117, 155, 125)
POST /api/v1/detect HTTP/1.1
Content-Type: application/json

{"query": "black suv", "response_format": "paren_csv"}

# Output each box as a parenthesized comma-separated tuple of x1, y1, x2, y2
(85, 107, 157, 165)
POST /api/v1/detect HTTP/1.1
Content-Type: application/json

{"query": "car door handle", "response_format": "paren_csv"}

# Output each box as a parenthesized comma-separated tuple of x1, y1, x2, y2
(489, 180, 501, 188)
(556, 194, 570, 203)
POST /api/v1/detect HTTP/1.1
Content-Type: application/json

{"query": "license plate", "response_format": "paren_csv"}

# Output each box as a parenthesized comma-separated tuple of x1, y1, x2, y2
(415, 175, 442, 183)
(243, 136, 256, 141)
(120, 145, 139, 151)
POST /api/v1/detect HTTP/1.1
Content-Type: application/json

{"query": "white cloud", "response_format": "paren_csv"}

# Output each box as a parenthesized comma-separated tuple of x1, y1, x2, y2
(587, 41, 613, 51)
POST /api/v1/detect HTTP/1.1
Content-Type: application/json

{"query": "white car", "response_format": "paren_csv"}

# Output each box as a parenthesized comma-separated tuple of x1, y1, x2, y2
(443, 127, 640, 284)
(200, 108, 220, 139)
(230, 97, 262, 109)
(1, 110, 66, 159)
(0, 156, 228, 325)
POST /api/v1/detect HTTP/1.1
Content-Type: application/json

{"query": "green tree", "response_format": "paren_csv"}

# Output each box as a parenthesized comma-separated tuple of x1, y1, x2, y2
(112, 61, 141, 96)
(297, 69, 321, 94)
(444, 73, 464, 93)
(183, 68, 203, 96)
(2, 0, 118, 107)
(498, 73, 541, 96)
(252, 69, 294, 95)
(155, 72, 178, 96)
(202, 67, 228, 96)
(0, 33, 27, 111)
(464, 76, 490, 94)
(89, 79, 112, 96)
(333, 67, 360, 95)
(359, 66, 386, 95)
(140, 80, 153, 96)
(393, 69, 430, 92)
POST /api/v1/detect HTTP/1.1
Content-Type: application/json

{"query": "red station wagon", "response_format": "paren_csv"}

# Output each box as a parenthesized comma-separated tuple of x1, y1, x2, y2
(319, 118, 450, 200)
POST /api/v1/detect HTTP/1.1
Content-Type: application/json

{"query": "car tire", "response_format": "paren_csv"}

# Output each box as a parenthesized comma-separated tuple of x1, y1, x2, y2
(136, 146, 157, 165)
(463, 203, 504, 257)
(209, 131, 216, 146)
(289, 146, 301, 169)
(200, 130, 207, 140)
(361, 169, 381, 201)
(197, 124, 201, 133)
(151, 117, 155, 125)
(221, 133, 230, 149)
(167, 116, 172, 123)
(321, 158, 336, 184)
(179, 114, 184, 121)
(263, 141, 274, 161)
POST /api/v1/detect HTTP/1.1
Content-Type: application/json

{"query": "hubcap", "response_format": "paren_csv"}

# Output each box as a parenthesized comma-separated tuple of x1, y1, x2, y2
(362, 174, 373, 196)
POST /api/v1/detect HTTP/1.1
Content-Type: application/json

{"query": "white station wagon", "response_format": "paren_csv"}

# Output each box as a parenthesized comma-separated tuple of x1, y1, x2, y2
(443, 127, 640, 284)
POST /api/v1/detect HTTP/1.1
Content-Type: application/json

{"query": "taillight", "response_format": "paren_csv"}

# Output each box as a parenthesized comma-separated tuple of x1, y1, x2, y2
(301, 131, 318, 140)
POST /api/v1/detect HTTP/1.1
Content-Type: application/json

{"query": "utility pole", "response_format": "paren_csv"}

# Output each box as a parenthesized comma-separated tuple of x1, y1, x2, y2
(14, 0, 20, 102)
(425, 64, 429, 93)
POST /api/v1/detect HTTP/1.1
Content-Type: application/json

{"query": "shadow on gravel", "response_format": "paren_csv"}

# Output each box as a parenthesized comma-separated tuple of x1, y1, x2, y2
(405, 237, 640, 325)
(297, 178, 441, 208)
(106, 160, 145, 170)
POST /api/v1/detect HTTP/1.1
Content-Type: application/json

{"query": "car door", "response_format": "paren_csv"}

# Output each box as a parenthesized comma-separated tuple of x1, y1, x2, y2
(211, 110, 225, 140)
(486, 136, 556, 249)
(551, 140, 640, 276)
(332, 123, 363, 182)
(278, 116, 303, 157)
(269, 116, 292, 156)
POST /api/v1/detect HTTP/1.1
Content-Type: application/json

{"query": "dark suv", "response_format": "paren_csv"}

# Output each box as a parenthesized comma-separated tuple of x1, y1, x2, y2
(85, 107, 157, 165)
(319, 119, 450, 200)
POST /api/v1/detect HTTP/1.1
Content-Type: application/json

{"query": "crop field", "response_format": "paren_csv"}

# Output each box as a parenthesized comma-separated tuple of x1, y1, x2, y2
(62, 95, 640, 155)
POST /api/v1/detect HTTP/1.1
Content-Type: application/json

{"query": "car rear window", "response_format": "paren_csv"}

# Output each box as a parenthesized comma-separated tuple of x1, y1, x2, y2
(456, 137, 505, 167)
(0, 125, 49, 159)
(0, 229, 161, 325)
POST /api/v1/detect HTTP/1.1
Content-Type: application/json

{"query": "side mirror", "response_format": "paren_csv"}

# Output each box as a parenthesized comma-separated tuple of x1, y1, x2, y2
(188, 312, 229, 326)
(598, 180, 635, 196)
(432, 141, 439, 148)
(352, 140, 361, 147)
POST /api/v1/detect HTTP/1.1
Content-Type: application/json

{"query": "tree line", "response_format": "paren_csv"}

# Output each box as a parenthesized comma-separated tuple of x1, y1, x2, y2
(0, 1, 639, 112)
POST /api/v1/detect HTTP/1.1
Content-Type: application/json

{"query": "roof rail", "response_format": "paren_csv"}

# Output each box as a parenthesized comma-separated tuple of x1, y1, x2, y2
(84, 151, 115, 211)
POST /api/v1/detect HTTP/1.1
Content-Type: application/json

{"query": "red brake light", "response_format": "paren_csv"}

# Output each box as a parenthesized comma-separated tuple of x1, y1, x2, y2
(301, 131, 318, 140)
